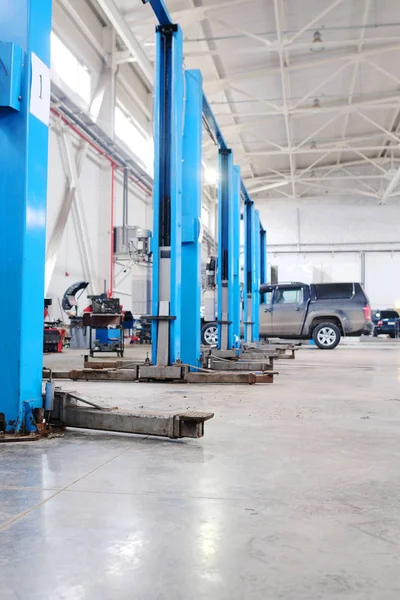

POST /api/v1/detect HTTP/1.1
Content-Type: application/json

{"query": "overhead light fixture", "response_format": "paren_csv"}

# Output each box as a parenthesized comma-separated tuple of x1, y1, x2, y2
(310, 30, 325, 52)
(204, 167, 218, 185)
(249, 181, 290, 194)
(312, 98, 321, 109)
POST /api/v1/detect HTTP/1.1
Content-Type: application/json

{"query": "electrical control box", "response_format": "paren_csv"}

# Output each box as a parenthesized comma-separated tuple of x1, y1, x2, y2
(0, 42, 23, 111)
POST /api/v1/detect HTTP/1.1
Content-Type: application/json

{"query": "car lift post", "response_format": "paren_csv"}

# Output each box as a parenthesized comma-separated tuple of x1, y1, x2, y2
(232, 165, 241, 343)
(217, 148, 236, 351)
(150, 15, 184, 367)
(146, 0, 203, 370)
(181, 69, 203, 367)
(0, 0, 52, 437)
(260, 224, 267, 303)
(243, 196, 261, 343)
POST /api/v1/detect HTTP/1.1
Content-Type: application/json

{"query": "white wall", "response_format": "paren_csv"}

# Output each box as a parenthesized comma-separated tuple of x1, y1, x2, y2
(257, 196, 400, 309)
(45, 125, 151, 319)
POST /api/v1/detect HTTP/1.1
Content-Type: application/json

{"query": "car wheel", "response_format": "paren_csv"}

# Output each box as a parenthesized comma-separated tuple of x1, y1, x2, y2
(312, 322, 341, 350)
(201, 322, 218, 346)
(373, 329, 378, 337)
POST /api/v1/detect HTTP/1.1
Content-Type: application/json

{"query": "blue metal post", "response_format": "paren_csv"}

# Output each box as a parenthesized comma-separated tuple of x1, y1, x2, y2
(253, 210, 261, 341)
(217, 149, 235, 350)
(181, 69, 203, 367)
(151, 22, 184, 366)
(0, 0, 52, 433)
(232, 165, 241, 344)
(260, 225, 267, 303)
(244, 200, 260, 342)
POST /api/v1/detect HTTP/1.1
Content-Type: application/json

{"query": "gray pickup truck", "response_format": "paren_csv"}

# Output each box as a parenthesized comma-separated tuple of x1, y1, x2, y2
(201, 281, 373, 349)
(259, 282, 373, 349)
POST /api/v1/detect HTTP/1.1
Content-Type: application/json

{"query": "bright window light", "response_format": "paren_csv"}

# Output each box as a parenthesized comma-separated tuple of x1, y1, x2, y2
(115, 106, 154, 175)
(204, 167, 218, 185)
(51, 32, 91, 105)
(201, 205, 209, 228)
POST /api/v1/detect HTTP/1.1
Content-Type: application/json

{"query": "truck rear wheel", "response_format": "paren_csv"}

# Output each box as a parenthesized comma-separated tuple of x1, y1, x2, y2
(312, 322, 341, 349)
(201, 322, 218, 346)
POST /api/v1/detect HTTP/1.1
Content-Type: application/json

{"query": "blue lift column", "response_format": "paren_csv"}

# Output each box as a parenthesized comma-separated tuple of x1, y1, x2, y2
(253, 209, 261, 341)
(217, 149, 236, 350)
(151, 20, 184, 366)
(0, 0, 52, 434)
(181, 69, 203, 367)
(260, 224, 267, 302)
(232, 165, 241, 344)
(243, 201, 261, 342)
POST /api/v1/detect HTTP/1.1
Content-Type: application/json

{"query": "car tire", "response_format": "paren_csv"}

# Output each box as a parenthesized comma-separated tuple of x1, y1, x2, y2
(201, 322, 218, 346)
(312, 322, 341, 350)
(373, 329, 378, 337)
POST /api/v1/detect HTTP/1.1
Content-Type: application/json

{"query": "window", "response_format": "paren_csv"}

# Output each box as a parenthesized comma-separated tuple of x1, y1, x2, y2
(260, 285, 273, 305)
(264, 291, 273, 305)
(270, 265, 278, 284)
(314, 283, 354, 299)
(201, 205, 209, 228)
(275, 287, 303, 304)
(115, 106, 154, 175)
(51, 33, 91, 104)
(375, 310, 399, 319)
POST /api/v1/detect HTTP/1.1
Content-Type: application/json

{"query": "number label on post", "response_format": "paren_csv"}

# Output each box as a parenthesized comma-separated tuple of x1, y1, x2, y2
(30, 52, 50, 126)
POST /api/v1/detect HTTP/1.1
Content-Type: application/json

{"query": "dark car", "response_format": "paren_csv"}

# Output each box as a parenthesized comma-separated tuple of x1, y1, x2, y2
(372, 309, 400, 338)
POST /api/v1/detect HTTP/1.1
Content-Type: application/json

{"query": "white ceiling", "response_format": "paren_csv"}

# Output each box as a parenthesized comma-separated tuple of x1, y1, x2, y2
(111, 0, 400, 202)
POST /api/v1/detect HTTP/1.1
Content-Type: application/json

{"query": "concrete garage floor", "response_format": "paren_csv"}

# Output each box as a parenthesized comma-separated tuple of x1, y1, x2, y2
(2, 343, 400, 599)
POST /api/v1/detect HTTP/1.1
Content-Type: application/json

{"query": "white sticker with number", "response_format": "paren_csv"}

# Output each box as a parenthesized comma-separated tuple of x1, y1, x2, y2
(30, 52, 50, 126)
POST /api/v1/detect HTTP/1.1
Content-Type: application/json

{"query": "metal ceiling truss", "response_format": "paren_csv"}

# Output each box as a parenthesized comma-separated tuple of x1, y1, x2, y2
(71, 0, 400, 201)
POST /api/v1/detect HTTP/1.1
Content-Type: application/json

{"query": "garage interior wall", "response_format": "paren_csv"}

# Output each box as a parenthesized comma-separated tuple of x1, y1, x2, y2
(45, 0, 400, 318)
(258, 197, 400, 308)
(46, 124, 151, 318)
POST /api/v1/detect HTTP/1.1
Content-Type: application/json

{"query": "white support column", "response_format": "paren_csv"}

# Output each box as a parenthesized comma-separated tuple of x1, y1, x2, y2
(61, 130, 97, 291)
(45, 26, 117, 295)
(96, 26, 117, 139)
(273, 0, 295, 197)
(381, 165, 400, 204)
(98, 161, 114, 293)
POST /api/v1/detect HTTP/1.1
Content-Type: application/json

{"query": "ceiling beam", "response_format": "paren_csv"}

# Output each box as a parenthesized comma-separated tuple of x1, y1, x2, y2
(238, 145, 399, 157)
(211, 97, 400, 120)
(335, 0, 371, 166)
(288, 0, 345, 45)
(124, 0, 251, 26)
(202, 43, 400, 93)
(273, 0, 295, 197)
(94, 0, 153, 88)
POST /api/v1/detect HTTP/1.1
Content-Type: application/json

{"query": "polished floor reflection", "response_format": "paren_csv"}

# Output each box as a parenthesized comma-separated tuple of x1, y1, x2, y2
(2, 343, 400, 599)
